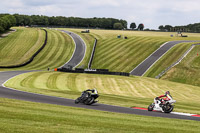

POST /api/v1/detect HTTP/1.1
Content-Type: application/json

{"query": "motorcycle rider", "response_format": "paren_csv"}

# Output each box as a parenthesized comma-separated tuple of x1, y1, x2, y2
(154, 91, 172, 107)
(85, 88, 99, 102)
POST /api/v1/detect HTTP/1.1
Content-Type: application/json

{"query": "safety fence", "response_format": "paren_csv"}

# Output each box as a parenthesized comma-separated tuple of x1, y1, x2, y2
(57, 67, 130, 77)
(0, 29, 48, 68)
(88, 39, 97, 69)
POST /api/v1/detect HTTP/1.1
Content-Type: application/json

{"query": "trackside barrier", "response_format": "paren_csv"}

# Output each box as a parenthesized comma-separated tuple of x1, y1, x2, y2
(155, 43, 200, 79)
(88, 39, 97, 69)
(0, 29, 48, 68)
(57, 68, 130, 77)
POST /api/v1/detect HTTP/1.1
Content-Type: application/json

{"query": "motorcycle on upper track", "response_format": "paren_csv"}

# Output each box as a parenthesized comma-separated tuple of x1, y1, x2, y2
(148, 97, 176, 113)
(75, 89, 99, 105)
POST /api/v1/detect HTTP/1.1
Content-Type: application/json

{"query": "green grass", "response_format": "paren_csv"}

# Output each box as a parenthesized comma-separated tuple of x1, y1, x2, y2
(5, 71, 200, 114)
(0, 28, 75, 71)
(0, 27, 45, 66)
(1, 28, 200, 132)
(144, 42, 200, 78)
(161, 45, 200, 86)
(0, 98, 199, 133)
(61, 29, 200, 72)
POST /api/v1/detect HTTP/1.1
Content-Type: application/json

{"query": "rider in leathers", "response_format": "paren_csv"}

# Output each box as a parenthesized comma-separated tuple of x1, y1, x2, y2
(154, 91, 172, 108)
(85, 88, 99, 102)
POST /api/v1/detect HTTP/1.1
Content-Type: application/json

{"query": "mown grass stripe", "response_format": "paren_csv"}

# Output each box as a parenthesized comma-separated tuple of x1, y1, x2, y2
(5, 71, 200, 114)
(0, 28, 43, 66)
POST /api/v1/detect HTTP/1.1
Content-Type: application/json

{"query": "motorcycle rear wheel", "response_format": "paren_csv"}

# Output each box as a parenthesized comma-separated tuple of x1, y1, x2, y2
(84, 97, 95, 105)
(162, 104, 173, 113)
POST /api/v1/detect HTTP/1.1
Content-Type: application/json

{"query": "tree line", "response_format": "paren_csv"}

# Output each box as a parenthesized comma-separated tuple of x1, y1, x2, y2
(158, 23, 200, 33)
(0, 14, 16, 33)
(130, 22, 144, 30)
(13, 14, 127, 29)
(0, 13, 128, 32)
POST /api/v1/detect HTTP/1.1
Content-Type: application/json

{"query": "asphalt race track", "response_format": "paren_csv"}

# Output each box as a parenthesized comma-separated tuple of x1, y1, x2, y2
(0, 35, 200, 121)
(60, 30, 86, 68)
(0, 71, 200, 121)
(130, 41, 198, 76)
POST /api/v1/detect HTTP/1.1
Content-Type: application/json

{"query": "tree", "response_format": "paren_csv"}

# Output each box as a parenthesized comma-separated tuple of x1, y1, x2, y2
(138, 23, 144, 30)
(113, 23, 123, 30)
(120, 19, 127, 29)
(130, 22, 136, 29)
(164, 25, 172, 32)
(158, 25, 164, 31)
(0, 14, 16, 33)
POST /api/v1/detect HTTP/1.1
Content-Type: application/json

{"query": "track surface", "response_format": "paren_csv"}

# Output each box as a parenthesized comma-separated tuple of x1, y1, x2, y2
(60, 30, 86, 68)
(130, 41, 197, 76)
(0, 71, 200, 121)
(0, 35, 200, 121)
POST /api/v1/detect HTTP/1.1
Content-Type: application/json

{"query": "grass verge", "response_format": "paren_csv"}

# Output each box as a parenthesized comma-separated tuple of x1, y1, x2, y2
(0, 98, 199, 133)
(5, 71, 200, 114)
(161, 45, 200, 87)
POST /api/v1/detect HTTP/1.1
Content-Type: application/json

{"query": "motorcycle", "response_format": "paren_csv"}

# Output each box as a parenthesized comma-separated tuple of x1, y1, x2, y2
(75, 89, 99, 105)
(148, 97, 176, 113)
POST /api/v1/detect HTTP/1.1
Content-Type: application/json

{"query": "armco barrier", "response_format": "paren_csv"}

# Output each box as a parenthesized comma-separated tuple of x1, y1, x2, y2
(155, 43, 200, 79)
(0, 29, 48, 68)
(88, 39, 97, 69)
(57, 68, 130, 77)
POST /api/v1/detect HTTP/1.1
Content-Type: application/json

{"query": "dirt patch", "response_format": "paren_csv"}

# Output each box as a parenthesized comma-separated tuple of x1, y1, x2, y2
(0, 29, 16, 38)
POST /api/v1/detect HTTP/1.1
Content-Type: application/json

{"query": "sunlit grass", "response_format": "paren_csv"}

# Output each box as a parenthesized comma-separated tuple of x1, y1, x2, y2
(0, 98, 199, 133)
(5, 71, 200, 114)
(0, 27, 45, 66)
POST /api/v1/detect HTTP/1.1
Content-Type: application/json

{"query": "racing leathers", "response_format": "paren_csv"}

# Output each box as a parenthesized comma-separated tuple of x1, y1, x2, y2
(85, 89, 99, 101)
(154, 93, 172, 110)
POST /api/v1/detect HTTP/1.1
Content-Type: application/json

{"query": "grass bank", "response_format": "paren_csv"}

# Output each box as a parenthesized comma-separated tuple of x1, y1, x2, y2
(0, 98, 199, 133)
(161, 45, 200, 87)
(5, 71, 200, 114)
(0, 28, 75, 71)
(62, 29, 200, 73)
(0, 27, 45, 66)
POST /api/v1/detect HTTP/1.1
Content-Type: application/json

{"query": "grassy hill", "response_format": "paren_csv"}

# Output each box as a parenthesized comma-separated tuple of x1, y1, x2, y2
(0, 28, 75, 71)
(65, 29, 200, 87)
(63, 29, 200, 73)
(0, 27, 45, 66)
(1, 28, 200, 132)
(161, 45, 200, 87)
(144, 42, 200, 77)
(5, 71, 200, 114)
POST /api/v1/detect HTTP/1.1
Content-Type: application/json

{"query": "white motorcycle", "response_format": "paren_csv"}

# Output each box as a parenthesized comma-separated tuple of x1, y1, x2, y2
(148, 97, 176, 113)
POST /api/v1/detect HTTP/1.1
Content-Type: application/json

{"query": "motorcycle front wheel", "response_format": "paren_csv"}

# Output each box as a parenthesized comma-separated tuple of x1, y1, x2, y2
(75, 97, 81, 104)
(148, 103, 154, 111)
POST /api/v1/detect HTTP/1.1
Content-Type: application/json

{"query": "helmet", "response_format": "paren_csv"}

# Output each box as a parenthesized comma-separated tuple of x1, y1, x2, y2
(165, 91, 170, 95)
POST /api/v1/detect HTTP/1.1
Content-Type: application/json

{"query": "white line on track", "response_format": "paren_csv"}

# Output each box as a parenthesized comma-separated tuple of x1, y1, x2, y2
(130, 42, 169, 74)
(58, 30, 87, 68)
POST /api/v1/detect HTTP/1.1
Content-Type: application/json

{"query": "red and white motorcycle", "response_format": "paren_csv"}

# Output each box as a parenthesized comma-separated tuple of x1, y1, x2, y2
(148, 97, 176, 113)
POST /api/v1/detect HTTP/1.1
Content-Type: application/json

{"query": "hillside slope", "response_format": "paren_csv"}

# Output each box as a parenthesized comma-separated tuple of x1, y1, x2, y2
(64, 29, 200, 73)
(161, 45, 200, 86)
(0, 27, 45, 66)
(0, 28, 75, 71)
